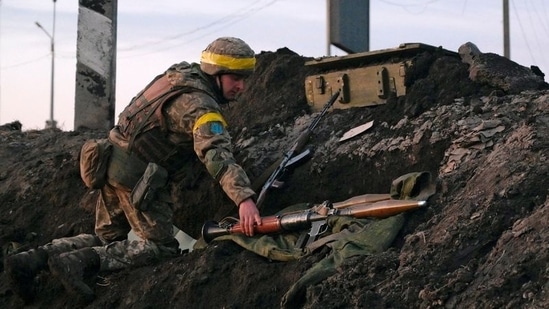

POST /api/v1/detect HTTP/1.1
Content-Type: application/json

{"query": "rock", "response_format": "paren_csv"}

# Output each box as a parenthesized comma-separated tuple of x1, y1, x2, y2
(458, 42, 547, 93)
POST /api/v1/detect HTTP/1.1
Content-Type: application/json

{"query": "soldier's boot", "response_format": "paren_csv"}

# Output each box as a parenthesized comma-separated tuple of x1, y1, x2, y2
(48, 247, 100, 304)
(3, 248, 49, 303)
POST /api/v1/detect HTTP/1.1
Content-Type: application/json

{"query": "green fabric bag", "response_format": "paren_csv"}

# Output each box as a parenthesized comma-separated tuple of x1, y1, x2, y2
(198, 171, 436, 308)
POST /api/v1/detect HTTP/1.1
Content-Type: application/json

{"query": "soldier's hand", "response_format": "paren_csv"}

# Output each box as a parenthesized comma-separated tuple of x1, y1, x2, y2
(238, 198, 262, 237)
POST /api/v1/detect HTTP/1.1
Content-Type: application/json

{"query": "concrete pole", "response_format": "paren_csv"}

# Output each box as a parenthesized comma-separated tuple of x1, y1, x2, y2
(74, 0, 117, 131)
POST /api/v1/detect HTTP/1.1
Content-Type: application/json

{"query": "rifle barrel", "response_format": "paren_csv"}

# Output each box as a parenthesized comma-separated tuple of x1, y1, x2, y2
(308, 90, 341, 131)
(255, 90, 341, 208)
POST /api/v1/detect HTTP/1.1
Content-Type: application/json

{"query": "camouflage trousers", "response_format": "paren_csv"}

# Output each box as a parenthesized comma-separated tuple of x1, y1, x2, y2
(40, 234, 102, 256)
(38, 234, 174, 271)
(95, 181, 180, 265)
(95, 182, 176, 247)
(27, 181, 179, 272)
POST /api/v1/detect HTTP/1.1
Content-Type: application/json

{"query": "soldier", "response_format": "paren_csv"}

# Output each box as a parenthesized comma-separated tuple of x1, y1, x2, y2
(4, 37, 262, 304)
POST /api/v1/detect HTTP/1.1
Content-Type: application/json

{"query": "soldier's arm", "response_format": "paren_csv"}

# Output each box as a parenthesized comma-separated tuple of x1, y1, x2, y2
(166, 93, 256, 206)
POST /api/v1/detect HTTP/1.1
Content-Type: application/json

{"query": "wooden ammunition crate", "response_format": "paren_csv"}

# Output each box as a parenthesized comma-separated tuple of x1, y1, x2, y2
(304, 43, 457, 111)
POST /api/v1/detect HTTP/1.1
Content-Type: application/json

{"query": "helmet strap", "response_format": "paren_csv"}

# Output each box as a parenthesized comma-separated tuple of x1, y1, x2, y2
(214, 74, 230, 104)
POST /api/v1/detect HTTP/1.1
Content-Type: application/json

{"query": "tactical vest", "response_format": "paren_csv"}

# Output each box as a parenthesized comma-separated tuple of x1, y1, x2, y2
(116, 71, 203, 175)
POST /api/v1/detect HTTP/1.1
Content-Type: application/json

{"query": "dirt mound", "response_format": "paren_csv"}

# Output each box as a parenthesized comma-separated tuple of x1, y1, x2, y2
(0, 46, 548, 309)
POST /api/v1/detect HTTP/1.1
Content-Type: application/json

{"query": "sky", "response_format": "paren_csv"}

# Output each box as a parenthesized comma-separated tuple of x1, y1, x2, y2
(0, 0, 548, 131)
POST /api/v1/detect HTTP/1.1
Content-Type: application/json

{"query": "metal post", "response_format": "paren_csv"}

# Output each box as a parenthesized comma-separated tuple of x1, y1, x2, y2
(326, 0, 330, 56)
(0, 0, 3, 124)
(35, 0, 57, 129)
(50, 0, 56, 128)
(503, 0, 510, 59)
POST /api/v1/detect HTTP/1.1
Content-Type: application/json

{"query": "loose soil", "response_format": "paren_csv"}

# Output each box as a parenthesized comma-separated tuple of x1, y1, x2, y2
(0, 46, 548, 309)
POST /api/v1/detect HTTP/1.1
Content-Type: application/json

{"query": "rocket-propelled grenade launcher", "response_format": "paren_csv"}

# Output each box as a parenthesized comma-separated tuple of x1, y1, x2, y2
(202, 197, 426, 246)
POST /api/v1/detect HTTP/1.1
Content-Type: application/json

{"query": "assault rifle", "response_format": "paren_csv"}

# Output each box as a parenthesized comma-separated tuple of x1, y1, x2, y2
(202, 195, 426, 247)
(255, 90, 341, 208)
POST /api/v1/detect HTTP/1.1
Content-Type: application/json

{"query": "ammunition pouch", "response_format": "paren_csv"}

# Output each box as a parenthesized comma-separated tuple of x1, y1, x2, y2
(130, 162, 169, 211)
(107, 145, 148, 188)
(80, 138, 113, 189)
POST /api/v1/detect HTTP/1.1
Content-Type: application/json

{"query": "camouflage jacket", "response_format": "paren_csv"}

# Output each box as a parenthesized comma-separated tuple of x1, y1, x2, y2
(109, 62, 255, 206)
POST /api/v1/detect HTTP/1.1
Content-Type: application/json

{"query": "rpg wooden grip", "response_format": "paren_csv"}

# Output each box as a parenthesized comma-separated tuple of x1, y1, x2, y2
(229, 215, 282, 234)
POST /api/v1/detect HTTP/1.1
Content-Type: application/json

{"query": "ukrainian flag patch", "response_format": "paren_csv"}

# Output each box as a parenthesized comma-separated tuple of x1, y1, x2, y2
(210, 122, 224, 135)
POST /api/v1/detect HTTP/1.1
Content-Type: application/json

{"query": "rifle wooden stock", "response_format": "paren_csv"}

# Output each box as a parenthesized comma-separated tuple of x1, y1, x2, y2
(202, 199, 426, 243)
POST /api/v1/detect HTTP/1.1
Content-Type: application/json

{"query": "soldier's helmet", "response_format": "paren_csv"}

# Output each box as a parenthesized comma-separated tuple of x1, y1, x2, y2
(200, 37, 256, 77)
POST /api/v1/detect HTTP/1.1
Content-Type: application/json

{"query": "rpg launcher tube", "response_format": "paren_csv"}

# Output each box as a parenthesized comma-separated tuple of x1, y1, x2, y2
(202, 211, 325, 243)
(201, 199, 426, 243)
(338, 199, 427, 218)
